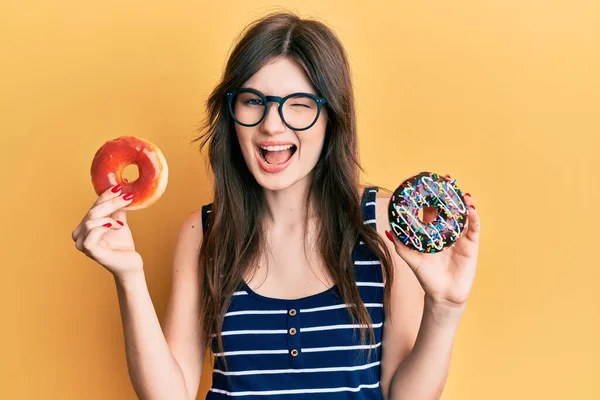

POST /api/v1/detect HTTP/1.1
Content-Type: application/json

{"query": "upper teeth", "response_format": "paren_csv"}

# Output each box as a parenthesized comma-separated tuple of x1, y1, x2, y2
(260, 144, 294, 151)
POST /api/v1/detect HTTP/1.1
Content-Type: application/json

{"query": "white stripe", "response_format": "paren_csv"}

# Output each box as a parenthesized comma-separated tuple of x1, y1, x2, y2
(303, 341, 382, 353)
(215, 342, 383, 357)
(356, 281, 384, 287)
(355, 260, 381, 265)
(301, 322, 383, 333)
(225, 309, 287, 317)
(214, 349, 289, 356)
(359, 240, 365, 245)
(301, 303, 383, 313)
(232, 291, 248, 296)
(221, 321, 383, 336)
(221, 329, 288, 336)
(206, 209, 211, 213)
(210, 382, 380, 396)
(368, 189, 378, 194)
(363, 219, 376, 225)
(213, 361, 380, 376)
(365, 201, 376, 207)
(224, 303, 383, 317)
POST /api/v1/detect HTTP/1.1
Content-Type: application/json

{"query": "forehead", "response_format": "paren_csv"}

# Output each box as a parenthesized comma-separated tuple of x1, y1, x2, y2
(241, 57, 317, 96)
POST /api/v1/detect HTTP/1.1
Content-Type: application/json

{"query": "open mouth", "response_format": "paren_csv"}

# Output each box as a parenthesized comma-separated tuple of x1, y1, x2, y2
(257, 144, 298, 165)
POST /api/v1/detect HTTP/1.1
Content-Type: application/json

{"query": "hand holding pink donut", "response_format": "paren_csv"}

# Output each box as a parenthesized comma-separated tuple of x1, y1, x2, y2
(71, 184, 144, 279)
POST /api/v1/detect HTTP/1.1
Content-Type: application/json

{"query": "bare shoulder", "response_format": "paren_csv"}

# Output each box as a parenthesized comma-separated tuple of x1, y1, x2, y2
(176, 209, 204, 250)
(169, 209, 205, 274)
(168, 207, 205, 311)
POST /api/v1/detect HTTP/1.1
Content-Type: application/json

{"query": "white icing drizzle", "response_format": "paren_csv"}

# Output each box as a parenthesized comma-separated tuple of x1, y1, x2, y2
(422, 176, 467, 213)
(421, 177, 465, 237)
(391, 175, 467, 252)
(392, 203, 445, 251)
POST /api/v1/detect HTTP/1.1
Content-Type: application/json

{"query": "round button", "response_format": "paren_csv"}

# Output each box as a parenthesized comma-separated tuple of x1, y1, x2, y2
(289, 309, 297, 316)
(289, 327, 297, 336)
(290, 349, 299, 357)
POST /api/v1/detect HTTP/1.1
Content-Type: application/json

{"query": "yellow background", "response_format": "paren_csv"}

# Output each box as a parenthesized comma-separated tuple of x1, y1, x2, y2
(2, 1, 598, 399)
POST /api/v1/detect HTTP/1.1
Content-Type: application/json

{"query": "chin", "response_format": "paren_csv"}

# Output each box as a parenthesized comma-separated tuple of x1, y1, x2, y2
(252, 169, 304, 192)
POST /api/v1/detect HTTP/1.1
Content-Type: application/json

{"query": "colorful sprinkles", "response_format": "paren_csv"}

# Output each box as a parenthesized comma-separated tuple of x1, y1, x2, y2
(388, 171, 468, 253)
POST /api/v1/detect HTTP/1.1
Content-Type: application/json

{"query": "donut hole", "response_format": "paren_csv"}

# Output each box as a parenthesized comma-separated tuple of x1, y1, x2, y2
(122, 164, 140, 184)
(419, 206, 438, 224)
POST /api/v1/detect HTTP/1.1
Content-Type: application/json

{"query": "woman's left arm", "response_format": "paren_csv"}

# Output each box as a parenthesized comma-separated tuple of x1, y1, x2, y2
(375, 188, 480, 400)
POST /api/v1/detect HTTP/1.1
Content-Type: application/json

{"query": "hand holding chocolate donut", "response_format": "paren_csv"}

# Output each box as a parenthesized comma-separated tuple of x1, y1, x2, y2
(384, 171, 480, 310)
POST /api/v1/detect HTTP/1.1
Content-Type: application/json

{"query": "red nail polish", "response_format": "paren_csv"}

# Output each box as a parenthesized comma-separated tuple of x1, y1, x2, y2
(116, 220, 124, 226)
(111, 185, 122, 193)
(470, 205, 476, 210)
(103, 223, 112, 228)
(444, 175, 451, 179)
(123, 193, 134, 201)
(385, 230, 395, 243)
(465, 193, 471, 198)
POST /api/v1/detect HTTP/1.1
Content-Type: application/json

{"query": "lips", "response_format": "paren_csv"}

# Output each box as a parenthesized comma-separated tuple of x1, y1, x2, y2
(254, 144, 298, 173)
(257, 145, 297, 164)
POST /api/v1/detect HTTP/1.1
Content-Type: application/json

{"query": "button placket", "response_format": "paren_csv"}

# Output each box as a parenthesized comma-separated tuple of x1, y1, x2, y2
(286, 303, 302, 368)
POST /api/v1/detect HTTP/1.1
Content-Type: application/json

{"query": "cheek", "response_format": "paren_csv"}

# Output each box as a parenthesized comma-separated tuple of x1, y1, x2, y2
(235, 128, 254, 151)
(299, 130, 326, 159)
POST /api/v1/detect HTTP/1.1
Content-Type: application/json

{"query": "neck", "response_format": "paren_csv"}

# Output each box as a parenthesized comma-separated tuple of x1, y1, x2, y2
(262, 173, 316, 233)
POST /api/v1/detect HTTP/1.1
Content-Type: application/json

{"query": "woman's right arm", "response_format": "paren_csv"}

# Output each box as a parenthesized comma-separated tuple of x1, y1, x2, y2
(72, 186, 207, 399)
(113, 210, 206, 400)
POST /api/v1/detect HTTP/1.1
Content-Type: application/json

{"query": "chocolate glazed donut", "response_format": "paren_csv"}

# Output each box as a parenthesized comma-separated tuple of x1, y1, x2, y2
(388, 171, 468, 253)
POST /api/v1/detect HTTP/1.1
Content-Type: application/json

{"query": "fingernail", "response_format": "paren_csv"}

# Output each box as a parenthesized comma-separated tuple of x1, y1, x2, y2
(116, 220, 124, 226)
(465, 193, 471, 198)
(123, 193, 134, 201)
(103, 223, 112, 228)
(111, 184, 122, 193)
(444, 175, 452, 179)
(385, 230, 395, 243)
(470, 205, 476, 210)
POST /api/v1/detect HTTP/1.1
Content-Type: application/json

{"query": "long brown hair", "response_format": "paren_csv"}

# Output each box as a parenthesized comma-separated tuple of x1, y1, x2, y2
(192, 10, 395, 364)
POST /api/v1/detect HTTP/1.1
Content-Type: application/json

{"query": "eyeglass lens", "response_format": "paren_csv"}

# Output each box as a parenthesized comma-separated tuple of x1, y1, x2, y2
(231, 90, 319, 129)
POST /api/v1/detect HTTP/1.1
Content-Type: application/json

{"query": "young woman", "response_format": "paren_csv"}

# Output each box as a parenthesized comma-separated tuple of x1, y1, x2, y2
(72, 11, 480, 400)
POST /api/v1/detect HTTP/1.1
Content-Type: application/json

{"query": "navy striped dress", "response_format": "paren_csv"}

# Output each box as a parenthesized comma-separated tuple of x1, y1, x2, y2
(200, 186, 384, 399)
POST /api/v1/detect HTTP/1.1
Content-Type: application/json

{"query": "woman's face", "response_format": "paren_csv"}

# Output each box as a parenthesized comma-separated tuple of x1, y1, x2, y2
(233, 57, 328, 192)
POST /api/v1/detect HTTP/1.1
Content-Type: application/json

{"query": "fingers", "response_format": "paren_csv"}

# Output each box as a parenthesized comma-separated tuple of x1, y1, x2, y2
(384, 229, 421, 272)
(81, 224, 115, 258)
(79, 194, 132, 239)
(463, 192, 473, 208)
(85, 217, 124, 232)
(74, 217, 122, 252)
(448, 175, 478, 241)
(93, 184, 125, 207)
(111, 209, 127, 224)
(72, 186, 132, 240)
(88, 190, 133, 221)
(463, 193, 480, 242)
(465, 208, 480, 242)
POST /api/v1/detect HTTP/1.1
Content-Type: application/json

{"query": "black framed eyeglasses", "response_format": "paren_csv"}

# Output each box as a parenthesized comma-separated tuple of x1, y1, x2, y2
(225, 88, 327, 131)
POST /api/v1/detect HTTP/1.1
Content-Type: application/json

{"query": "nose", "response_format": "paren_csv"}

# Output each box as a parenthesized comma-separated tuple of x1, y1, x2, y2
(260, 101, 286, 135)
